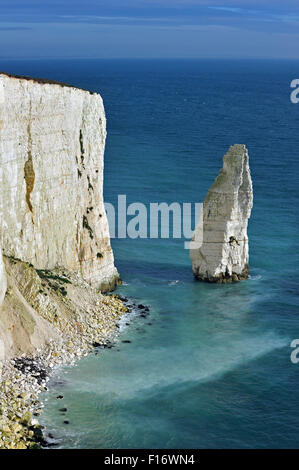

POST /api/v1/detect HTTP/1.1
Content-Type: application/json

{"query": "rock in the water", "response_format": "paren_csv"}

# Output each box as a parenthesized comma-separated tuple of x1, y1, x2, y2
(190, 144, 253, 283)
(0, 72, 119, 292)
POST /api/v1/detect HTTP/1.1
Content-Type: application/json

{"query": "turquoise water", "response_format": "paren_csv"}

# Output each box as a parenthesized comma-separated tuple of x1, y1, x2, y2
(2, 59, 299, 448)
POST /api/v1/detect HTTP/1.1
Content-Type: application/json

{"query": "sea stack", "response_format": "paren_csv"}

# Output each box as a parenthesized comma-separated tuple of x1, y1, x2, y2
(0, 72, 119, 292)
(190, 144, 253, 283)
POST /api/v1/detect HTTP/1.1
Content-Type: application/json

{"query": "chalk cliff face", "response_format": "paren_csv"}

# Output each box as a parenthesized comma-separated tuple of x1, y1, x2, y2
(0, 74, 127, 447)
(0, 73, 119, 292)
(190, 144, 253, 283)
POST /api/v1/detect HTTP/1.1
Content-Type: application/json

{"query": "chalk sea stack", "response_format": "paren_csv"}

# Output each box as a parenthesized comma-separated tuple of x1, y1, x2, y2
(190, 144, 253, 283)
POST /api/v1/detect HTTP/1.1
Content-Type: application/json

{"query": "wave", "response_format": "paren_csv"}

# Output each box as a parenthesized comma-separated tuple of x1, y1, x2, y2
(66, 331, 288, 400)
(249, 274, 262, 281)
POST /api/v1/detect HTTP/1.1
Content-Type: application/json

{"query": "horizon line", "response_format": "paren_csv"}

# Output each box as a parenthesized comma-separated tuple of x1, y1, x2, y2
(1, 56, 299, 61)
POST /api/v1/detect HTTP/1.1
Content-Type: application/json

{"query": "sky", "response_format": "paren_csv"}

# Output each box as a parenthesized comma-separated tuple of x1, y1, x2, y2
(1, 0, 299, 59)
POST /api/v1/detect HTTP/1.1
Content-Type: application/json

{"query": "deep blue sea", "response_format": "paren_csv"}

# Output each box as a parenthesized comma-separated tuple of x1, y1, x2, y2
(2, 59, 299, 448)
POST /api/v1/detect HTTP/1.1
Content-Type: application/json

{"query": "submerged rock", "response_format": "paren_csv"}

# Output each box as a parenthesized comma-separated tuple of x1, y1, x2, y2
(190, 144, 253, 283)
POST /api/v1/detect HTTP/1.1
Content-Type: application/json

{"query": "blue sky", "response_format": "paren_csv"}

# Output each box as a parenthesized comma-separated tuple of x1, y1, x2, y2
(1, 0, 299, 59)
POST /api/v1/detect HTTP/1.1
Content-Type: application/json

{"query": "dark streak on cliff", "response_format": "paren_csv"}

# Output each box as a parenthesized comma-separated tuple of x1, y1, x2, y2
(24, 123, 35, 215)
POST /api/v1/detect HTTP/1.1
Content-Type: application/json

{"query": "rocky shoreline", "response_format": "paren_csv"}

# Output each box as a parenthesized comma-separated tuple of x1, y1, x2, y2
(0, 258, 129, 449)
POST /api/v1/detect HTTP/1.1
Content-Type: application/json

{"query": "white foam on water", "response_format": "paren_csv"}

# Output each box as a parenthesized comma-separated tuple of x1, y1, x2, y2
(70, 331, 288, 400)
(117, 306, 140, 333)
(249, 274, 262, 281)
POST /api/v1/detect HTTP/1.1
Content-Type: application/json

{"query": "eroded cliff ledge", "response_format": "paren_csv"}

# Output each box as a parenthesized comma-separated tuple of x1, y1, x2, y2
(190, 144, 253, 283)
(0, 72, 119, 292)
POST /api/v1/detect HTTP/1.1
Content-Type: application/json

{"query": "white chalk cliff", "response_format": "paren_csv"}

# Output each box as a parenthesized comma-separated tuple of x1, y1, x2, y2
(0, 72, 119, 291)
(0, 73, 123, 362)
(190, 144, 253, 283)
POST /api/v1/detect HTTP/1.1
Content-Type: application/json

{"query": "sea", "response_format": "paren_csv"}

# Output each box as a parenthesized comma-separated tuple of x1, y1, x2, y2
(1, 58, 299, 448)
